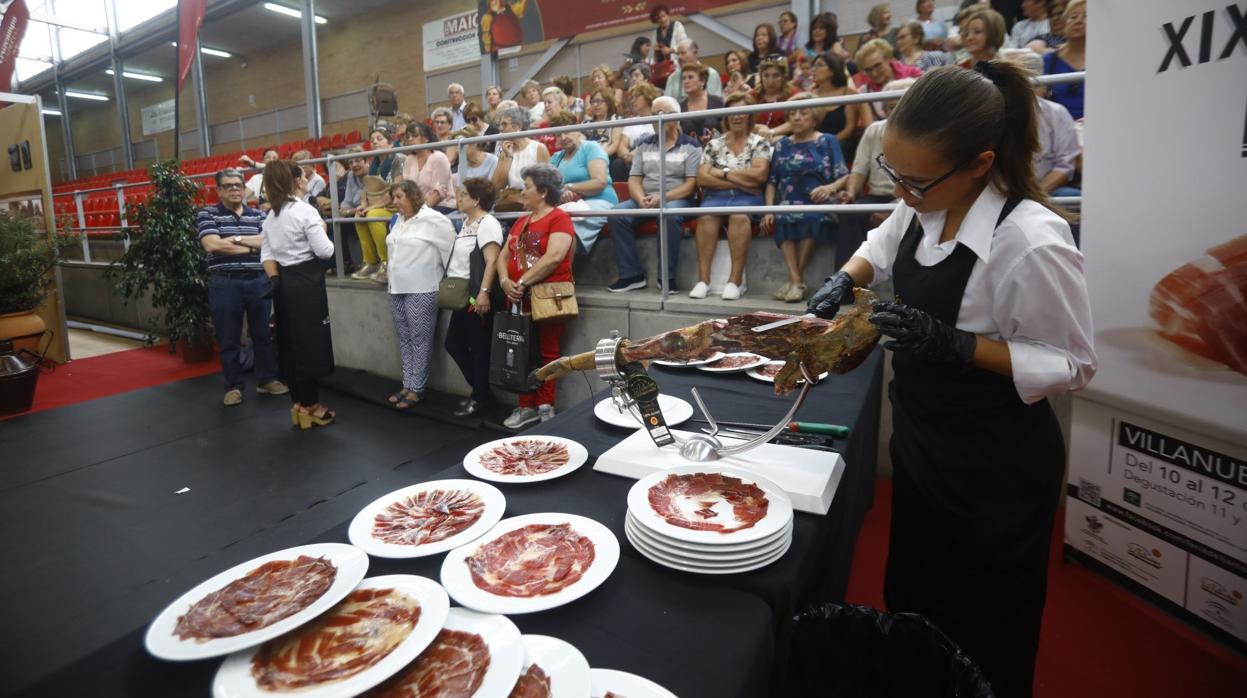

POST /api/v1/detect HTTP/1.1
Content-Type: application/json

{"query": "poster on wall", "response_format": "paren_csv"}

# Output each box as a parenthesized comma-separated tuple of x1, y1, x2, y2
(1075, 0, 1247, 443)
(1067, 401, 1247, 647)
(141, 99, 176, 136)
(475, 0, 739, 54)
(423, 11, 482, 71)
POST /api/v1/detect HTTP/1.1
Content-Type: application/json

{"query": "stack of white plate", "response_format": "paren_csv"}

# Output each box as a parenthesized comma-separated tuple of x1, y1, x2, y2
(624, 466, 794, 575)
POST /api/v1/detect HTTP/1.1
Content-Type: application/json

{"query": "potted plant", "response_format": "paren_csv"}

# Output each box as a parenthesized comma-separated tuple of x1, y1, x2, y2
(0, 207, 72, 352)
(108, 160, 214, 362)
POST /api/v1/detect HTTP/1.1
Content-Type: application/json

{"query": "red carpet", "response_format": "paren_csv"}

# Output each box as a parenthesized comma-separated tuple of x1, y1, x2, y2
(845, 479, 1247, 697)
(9, 344, 220, 418)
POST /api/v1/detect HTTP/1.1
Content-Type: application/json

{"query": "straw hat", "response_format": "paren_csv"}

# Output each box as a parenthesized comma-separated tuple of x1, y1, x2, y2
(363, 175, 391, 208)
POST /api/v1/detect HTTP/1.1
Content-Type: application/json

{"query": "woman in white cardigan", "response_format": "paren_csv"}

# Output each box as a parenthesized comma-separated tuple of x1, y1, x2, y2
(385, 179, 456, 408)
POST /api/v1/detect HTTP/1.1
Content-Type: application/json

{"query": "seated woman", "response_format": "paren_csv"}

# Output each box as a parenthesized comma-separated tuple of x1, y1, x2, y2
(497, 164, 576, 430)
(723, 49, 753, 94)
(535, 86, 568, 153)
(747, 23, 785, 72)
(582, 88, 628, 182)
(400, 122, 457, 219)
(678, 63, 726, 143)
(1044, 0, 1085, 120)
(484, 85, 504, 126)
(586, 64, 625, 112)
(751, 59, 797, 138)
(692, 93, 772, 301)
(463, 102, 499, 153)
(490, 106, 551, 211)
(895, 20, 952, 70)
(853, 39, 923, 119)
(954, 6, 1006, 68)
(384, 180, 456, 409)
(430, 107, 458, 169)
(547, 110, 617, 253)
(761, 94, 848, 302)
(455, 124, 499, 187)
(444, 177, 504, 418)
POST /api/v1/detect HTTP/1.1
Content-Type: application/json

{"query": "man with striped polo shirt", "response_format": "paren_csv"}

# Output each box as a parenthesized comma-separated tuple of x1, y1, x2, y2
(198, 168, 287, 405)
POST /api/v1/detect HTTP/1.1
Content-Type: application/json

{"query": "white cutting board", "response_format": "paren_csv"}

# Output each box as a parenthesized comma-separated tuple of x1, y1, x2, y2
(594, 428, 844, 515)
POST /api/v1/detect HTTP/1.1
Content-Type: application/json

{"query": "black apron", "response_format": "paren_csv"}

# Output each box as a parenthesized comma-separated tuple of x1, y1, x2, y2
(883, 200, 1064, 698)
(273, 259, 335, 383)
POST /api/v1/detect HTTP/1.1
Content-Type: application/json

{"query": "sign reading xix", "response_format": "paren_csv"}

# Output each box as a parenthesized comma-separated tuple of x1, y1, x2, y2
(1159, 4, 1246, 70)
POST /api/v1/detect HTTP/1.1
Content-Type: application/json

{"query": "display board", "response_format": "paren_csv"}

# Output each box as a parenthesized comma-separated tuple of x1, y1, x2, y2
(475, 0, 741, 53)
(424, 10, 482, 71)
(1067, 0, 1247, 652)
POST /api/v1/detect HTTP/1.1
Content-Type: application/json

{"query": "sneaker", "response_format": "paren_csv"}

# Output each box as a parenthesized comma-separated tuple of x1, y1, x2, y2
(688, 281, 709, 299)
(223, 389, 243, 406)
(503, 407, 540, 430)
(721, 282, 744, 300)
(783, 283, 807, 302)
(608, 275, 647, 293)
(537, 404, 555, 422)
(351, 263, 377, 280)
(773, 281, 792, 300)
(369, 262, 388, 284)
(256, 380, 290, 395)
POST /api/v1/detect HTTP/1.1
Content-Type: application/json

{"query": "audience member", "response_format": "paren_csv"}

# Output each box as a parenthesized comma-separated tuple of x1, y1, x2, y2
(337, 149, 370, 277)
(582, 89, 628, 181)
(519, 80, 545, 123)
(912, 0, 948, 47)
(430, 108, 458, 169)
(498, 164, 575, 428)
(896, 20, 952, 70)
(666, 40, 722, 101)
(401, 122, 457, 218)
(367, 126, 405, 181)
(588, 64, 625, 111)
(627, 36, 653, 65)
(463, 102, 499, 153)
(777, 11, 800, 56)
(831, 77, 915, 268)
(492, 106, 551, 210)
(810, 52, 871, 156)
(548, 110, 617, 252)
(1009, 51, 1080, 195)
(447, 83, 468, 130)
(550, 76, 583, 117)
(242, 146, 279, 205)
(291, 150, 326, 203)
(748, 23, 785, 72)
(199, 168, 287, 406)
(762, 94, 848, 302)
(804, 12, 848, 61)
(444, 177, 504, 418)
(1010, 0, 1050, 48)
(1044, 0, 1084, 120)
(620, 83, 662, 171)
(392, 114, 412, 142)
(692, 93, 772, 301)
(956, 6, 1006, 66)
(1027, 0, 1067, 53)
(723, 50, 752, 93)
(484, 85, 504, 125)
(608, 96, 701, 295)
(865, 4, 898, 49)
(678, 64, 726, 143)
(540, 87, 568, 122)
(455, 124, 500, 187)
(855, 39, 923, 118)
(384, 179, 456, 409)
(650, 5, 688, 66)
(751, 58, 797, 136)
(260, 161, 335, 429)
(355, 176, 394, 283)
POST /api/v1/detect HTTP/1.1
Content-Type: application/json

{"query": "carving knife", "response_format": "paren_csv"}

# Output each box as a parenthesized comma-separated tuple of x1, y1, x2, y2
(751, 316, 802, 333)
(691, 418, 850, 438)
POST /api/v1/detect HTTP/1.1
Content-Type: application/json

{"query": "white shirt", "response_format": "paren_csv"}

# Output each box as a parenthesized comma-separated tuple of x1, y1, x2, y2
(245, 172, 264, 202)
(260, 199, 334, 266)
(386, 205, 457, 295)
(853, 185, 1096, 404)
(446, 214, 505, 279)
(1034, 97, 1080, 181)
(1009, 18, 1050, 48)
(305, 172, 327, 200)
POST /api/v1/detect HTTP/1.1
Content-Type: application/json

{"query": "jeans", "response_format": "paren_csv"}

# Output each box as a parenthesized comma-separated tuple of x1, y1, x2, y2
(208, 273, 278, 391)
(610, 198, 693, 283)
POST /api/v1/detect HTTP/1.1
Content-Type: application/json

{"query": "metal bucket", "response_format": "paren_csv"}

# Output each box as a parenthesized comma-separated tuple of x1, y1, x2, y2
(0, 345, 39, 416)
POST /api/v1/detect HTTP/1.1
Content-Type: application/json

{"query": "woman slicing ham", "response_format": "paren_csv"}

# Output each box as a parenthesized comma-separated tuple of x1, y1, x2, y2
(807, 63, 1096, 698)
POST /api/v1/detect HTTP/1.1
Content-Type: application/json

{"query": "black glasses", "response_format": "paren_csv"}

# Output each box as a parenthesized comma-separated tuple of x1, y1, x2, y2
(219, 183, 245, 190)
(875, 153, 975, 200)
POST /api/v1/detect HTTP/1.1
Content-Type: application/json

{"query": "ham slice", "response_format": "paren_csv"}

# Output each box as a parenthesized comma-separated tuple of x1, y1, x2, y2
(1149, 235, 1247, 375)
(371, 629, 491, 698)
(174, 555, 336, 641)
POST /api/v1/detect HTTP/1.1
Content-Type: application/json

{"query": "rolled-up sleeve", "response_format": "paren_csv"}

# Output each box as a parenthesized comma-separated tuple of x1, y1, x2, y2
(304, 208, 335, 260)
(993, 243, 1097, 403)
(853, 205, 911, 284)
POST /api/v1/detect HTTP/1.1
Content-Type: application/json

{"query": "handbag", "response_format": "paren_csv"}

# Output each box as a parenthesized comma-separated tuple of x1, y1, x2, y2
(529, 281, 578, 322)
(494, 187, 524, 212)
(489, 304, 539, 393)
(437, 277, 470, 310)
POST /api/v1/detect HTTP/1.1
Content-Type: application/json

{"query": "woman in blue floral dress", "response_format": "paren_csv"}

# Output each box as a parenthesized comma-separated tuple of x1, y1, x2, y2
(762, 93, 848, 302)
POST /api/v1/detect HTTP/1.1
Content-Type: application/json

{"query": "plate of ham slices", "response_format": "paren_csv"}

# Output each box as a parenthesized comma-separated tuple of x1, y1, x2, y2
(508, 634, 592, 698)
(463, 436, 589, 484)
(368, 607, 524, 698)
(348, 479, 506, 559)
(441, 513, 620, 615)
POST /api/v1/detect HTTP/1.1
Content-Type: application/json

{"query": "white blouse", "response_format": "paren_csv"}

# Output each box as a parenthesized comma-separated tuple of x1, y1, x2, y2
(386, 205, 457, 295)
(853, 185, 1096, 405)
(260, 199, 333, 266)
(446, 214, 505, 280)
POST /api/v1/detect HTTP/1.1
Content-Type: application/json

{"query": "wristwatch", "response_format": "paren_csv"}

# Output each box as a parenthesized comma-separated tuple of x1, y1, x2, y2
(232, 235, 243, 245)
(720, 168, 729, 179)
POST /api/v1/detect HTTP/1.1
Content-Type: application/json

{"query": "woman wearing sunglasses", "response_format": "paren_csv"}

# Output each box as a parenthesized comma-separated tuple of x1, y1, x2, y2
(807, 62, 1095, 698)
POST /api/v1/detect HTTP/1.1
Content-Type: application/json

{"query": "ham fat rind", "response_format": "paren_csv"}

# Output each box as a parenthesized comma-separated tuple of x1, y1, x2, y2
(465, 523, 596, 597)
(1150, 235, 1247, 376)
(174, 555, 336, 641)
(372, 489, 485, 546)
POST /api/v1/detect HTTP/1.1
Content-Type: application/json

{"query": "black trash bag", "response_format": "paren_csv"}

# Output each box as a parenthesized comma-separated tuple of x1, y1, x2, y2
(792, 603, 995, 698)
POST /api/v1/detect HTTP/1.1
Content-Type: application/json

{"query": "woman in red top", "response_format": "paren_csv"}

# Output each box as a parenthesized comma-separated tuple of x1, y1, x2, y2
(497, 163, 575, 430)
(751, 58, 796, 138)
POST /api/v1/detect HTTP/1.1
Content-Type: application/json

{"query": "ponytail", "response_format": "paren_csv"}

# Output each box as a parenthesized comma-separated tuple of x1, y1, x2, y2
(261, 159, 300, 216)
(887, 62, 1069, 219)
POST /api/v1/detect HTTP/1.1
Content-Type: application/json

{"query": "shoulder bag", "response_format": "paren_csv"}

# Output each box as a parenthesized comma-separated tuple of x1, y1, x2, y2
(437, 224, 473, 310)
(514, 216, 579, 323)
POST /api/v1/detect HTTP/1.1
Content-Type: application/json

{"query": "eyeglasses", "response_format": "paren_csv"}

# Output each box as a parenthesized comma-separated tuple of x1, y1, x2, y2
(875, 153, 975, 200)
(219, 183, 245, 190)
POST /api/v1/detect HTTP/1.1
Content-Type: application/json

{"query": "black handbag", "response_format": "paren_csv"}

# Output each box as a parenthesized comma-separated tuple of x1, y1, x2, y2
(489, 304, 539, 393)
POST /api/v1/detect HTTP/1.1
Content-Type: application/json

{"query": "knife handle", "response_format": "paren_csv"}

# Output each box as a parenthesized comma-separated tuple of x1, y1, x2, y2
(788, 421, 850, 438)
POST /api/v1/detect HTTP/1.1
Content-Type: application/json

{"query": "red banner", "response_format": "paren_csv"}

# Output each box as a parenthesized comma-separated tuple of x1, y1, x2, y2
(0, 0, 30, 95)
(177, 0, 207, 93)
(477, 0, 740, 53)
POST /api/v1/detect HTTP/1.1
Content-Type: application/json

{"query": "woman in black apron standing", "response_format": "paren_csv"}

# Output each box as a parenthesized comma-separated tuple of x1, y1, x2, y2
(808, 63, 1096, 697)
(261, 160, 337, 429)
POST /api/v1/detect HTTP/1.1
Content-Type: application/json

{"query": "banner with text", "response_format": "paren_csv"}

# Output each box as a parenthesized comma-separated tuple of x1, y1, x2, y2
(424, 11, 481, 72)
(141, 99, 176, 136)
(476, 0, 740, 54)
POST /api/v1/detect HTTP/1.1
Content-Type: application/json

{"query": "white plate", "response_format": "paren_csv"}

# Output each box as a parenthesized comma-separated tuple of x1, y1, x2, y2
(513, 635, 592, 698)
(410, 607, 526, 698)
(441, 513, 620, 614)
(651, 351, 725, 368)
(627, 466, 794, 545)
(212, 575, 450, 698)
(145, 543, 369, 661)
(625, 510, 793, 555)
(590, 668, 679, 698)
(594, 394, 694, 429)
(625, 516, 789, 567)
(696, 352, 769, 373)
(348, 479, 506, 558)
(625, 512, 792, 561)
(628, 524, 793, 575)
(463, 436, 589, 484)
(746, 360, 830, 384)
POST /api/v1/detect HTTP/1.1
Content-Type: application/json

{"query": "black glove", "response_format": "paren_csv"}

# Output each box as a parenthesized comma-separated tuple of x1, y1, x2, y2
(262, 275, 281, 300)
(869, 301, 977, 371)
(806, 271, 856, 318)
